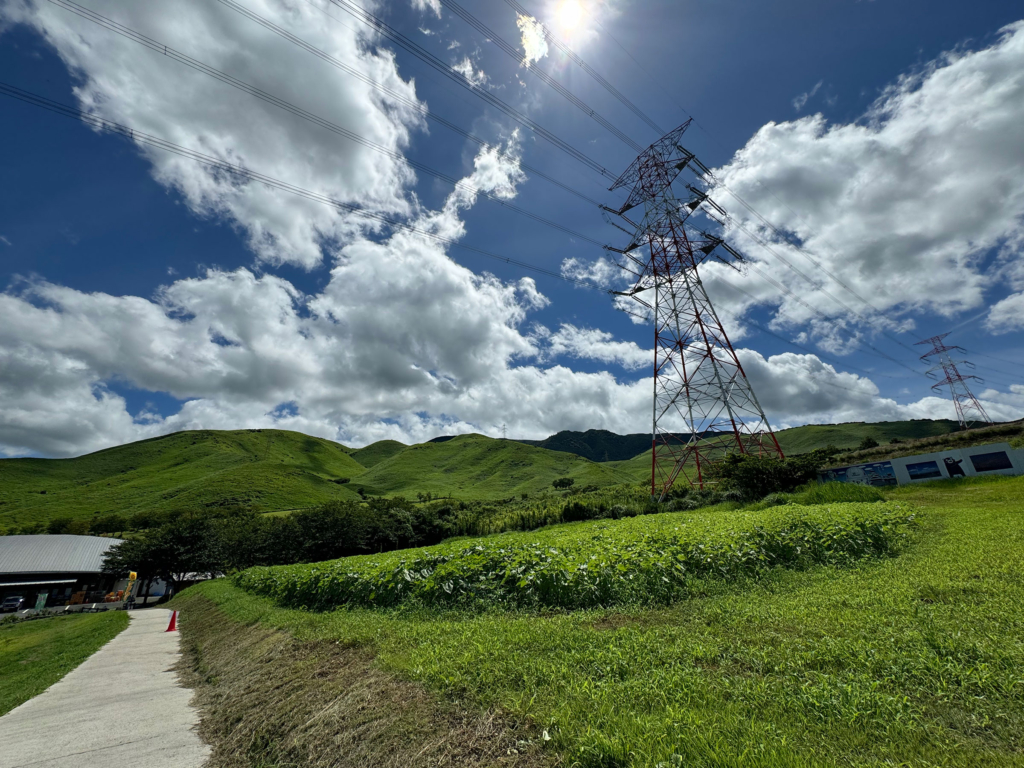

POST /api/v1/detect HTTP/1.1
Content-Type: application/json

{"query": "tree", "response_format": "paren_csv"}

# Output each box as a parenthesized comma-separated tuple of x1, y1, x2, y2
(102, 513, 221, 598)
(552, 477, 575, 489)
(91, 514, 126, 535)
(47, 517, 74, 535)
(707, 447, 839, 500)
(857, 436, 880, 451)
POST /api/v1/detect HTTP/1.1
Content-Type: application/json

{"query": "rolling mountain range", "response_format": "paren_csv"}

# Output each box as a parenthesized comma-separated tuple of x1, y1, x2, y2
(0, 418, 972, 530)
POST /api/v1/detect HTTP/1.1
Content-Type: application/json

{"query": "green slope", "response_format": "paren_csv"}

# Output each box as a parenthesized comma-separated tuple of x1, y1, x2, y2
(604, 419, 968, 482)
(0, 430, 364, 529)
(349, 440, 407, 469)
(518, 429, 655, 462)
(774, 419, 961, 454)
(351, 434, 636, 499)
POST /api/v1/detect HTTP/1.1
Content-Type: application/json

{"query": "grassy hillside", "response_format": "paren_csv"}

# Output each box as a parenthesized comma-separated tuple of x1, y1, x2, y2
(605, 418, 971, 483)
(775, 418, 962, 454)
(183, 475, 1024, 767)
(521, 420, 964, 464)
(0, 430, 365, 529)
(518, 430, 656, 462)
(351, 434, 636, 499)
(349, 440, 407, 468)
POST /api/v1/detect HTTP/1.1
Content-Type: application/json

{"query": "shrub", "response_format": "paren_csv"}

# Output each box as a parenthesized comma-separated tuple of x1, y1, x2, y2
(858, 436, 880, 451)
(706, 448, 837, 500)
(552, 477, 575, 489)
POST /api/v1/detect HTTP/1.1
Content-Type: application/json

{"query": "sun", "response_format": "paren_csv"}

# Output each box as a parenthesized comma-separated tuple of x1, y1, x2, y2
(553, 0, 585, 34)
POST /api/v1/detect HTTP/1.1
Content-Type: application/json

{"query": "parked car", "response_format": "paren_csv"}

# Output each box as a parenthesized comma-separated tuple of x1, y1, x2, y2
(1, 595, 25, 613)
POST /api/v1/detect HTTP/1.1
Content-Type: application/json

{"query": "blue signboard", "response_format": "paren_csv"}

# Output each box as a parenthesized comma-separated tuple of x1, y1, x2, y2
(905, 460, 943, 480)
(821, 460, 898, 487)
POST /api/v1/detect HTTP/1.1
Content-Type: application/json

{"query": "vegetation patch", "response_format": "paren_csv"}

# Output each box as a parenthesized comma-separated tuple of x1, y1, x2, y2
(235, 502, 916, 611)
(173, 592, 550, 768)
(188, 476, 1024, 767)
(0, 612, 129, 716)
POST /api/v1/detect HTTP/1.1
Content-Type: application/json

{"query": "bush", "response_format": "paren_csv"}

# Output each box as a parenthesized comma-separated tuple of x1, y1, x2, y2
(858, 436, 880, 451)
(706, 448, 838, 500)
(562, 500, 604, 522)
(553, 477, 575, 489)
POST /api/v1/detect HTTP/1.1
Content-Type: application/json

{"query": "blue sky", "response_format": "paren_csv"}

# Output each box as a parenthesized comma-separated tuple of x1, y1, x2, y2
(1, 0, 1022, 457)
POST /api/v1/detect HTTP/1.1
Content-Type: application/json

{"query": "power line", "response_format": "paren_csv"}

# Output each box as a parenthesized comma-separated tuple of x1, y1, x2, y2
(436, 0, 643, 151)
(0, 82, 603, 291)
(279, 0, 616, 178)
(45, 0, 608, 248)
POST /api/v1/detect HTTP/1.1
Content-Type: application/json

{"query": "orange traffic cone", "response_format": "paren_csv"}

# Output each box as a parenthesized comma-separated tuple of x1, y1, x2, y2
(165, 610, 178, 632)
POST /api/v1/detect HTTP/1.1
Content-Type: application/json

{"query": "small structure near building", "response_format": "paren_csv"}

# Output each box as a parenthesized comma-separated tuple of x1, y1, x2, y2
(0, 535, 124, 609)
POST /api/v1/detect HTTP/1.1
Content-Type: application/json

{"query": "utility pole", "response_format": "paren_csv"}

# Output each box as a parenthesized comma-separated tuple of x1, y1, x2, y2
(605, 120, 783, 500)
(916, 334, 992, 429)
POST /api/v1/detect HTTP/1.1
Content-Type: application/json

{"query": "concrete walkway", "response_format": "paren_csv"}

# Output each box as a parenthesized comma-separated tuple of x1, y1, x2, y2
(0, 609, 209, 768)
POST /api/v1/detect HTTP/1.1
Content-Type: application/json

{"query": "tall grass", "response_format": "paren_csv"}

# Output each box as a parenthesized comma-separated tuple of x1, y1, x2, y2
(235, 502, 916, 611)
(795, 481, 885, 504)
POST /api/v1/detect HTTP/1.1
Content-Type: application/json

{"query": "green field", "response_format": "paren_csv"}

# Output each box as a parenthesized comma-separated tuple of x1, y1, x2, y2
(181, 474, 1024, 767)
(0, 429, 365, 530)
(0, 612, 129, 716)
(349, 434, 635, 499)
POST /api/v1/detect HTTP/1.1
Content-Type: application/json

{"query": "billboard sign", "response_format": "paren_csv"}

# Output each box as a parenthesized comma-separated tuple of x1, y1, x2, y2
(820, 441, 1023, 487)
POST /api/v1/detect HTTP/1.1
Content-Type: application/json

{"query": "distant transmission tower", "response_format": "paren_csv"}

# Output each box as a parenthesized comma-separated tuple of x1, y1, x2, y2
(916, 334, 992, 429)
(606, 120, 783, 499)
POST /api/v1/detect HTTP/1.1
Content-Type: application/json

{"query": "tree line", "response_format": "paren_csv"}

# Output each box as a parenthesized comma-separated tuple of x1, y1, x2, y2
(101, 498, 472, 598)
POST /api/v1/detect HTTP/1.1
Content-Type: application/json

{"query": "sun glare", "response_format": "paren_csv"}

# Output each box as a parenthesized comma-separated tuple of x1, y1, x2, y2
(554, 0, 585, 33)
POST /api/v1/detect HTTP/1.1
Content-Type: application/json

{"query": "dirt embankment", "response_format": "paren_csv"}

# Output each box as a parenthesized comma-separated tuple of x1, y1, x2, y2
(174, 593, 553, 768)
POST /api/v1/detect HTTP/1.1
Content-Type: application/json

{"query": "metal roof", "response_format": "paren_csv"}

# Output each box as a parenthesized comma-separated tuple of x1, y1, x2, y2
(0, 536, 123, 576)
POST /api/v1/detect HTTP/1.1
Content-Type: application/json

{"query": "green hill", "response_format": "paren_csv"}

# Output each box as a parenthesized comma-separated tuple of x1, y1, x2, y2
(0, 418, 997, 532)
(0, 430, 365, 529)
(350, 434, 636, 499)
(774, 419, 962, 454)
(604, 419, 969, 483)
(349, 440, 407, 468)
(518, 429, 655, 462)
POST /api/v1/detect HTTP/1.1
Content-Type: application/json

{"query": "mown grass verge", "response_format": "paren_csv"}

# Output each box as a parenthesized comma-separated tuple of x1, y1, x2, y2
(235, 502, 915, 611)
(0, 612, 129, 716)
(173, 592, 551, 768)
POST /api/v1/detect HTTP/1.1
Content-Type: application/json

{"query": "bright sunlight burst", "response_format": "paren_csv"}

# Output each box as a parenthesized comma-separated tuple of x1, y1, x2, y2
(553, 0, 585, 34)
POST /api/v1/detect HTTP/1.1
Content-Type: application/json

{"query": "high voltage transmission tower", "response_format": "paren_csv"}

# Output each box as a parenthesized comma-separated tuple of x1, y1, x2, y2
(916, 334, 992, 430)
(605, 120, 783, 500)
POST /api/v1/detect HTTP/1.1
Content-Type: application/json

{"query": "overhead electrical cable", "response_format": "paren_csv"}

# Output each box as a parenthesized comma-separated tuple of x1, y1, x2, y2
(498, 0, 665, 136)
(0, 83, 602, 290)
(44, 0, 607, 247)
(219, 0, 616, 179)
(434, 0, 643, 151)
(48, 0, 605, 211)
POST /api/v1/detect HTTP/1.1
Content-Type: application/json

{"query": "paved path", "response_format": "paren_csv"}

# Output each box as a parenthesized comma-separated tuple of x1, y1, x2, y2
(0, 609, 209, 768)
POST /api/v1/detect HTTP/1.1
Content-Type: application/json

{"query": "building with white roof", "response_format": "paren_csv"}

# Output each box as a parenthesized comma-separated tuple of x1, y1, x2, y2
(0, 535, 124, 608)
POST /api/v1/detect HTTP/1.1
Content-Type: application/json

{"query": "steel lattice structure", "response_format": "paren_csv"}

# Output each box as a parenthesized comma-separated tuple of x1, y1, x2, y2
(606, 120, 783, 499)
(915, 334, 992, 430)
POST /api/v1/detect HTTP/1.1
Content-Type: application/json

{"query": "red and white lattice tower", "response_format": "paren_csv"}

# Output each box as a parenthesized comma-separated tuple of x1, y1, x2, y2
(606, 120, 783, 499)
(915, 334, 992, 430)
